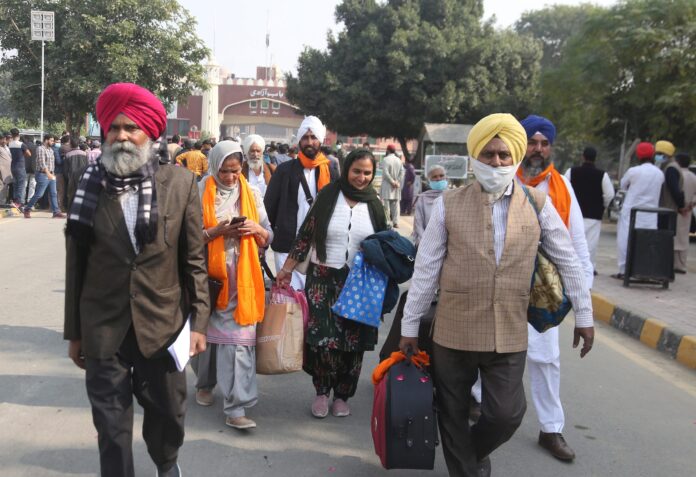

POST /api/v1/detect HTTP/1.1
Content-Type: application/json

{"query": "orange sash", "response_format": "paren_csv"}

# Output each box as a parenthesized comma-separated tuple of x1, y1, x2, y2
(517, 164, 571, 228)
(202, 175, 265, 326)
(298, 151, 331, 191)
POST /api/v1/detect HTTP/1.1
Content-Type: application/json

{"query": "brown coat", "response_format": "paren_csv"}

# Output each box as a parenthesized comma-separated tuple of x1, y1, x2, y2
(433, 183, 545, 353)
(64, 165, 210, 359)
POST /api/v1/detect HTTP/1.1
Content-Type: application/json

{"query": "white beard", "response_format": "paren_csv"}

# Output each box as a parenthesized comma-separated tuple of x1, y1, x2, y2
(248, 159, 263, 173)
(100, 139, 154, 177)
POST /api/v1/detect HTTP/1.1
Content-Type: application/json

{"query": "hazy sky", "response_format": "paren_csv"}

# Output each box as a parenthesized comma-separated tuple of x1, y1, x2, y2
(177, 0, 617, 78)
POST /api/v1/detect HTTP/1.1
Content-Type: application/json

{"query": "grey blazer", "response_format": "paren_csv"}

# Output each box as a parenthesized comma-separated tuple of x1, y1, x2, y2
(64, 165, 210, 359)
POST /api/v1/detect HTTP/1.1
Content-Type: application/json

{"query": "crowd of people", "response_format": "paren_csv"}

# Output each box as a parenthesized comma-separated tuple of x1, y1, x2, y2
(0, 79, 686, 477)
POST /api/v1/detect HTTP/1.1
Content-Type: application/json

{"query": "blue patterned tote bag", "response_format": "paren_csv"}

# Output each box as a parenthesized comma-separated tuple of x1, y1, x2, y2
(332, 252, 387, 328)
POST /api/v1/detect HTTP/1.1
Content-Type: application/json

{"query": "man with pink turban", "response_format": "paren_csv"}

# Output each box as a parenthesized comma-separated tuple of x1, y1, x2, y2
(64, 83, 210, 477)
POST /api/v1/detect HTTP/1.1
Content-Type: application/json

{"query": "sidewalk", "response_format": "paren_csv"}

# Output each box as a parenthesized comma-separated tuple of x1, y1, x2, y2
(398, 214, 696, 370)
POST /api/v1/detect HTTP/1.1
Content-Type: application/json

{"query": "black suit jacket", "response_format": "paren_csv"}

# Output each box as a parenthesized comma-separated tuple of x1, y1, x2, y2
(264, 158, 340, 253)
(64, 166, 210, 359)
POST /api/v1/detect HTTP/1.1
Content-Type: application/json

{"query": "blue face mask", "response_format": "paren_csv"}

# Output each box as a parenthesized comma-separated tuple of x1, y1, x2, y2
(429, 179, 448, 191)
(655, 154, 666, 164)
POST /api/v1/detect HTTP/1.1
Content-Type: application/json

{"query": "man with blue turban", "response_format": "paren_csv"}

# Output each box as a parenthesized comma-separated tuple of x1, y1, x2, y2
(517, 114, 594, 462)
(399, 114, 594, 476)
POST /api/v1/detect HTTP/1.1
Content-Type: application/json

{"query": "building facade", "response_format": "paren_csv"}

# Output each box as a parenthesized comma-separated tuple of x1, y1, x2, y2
(174, 62, 305, 143)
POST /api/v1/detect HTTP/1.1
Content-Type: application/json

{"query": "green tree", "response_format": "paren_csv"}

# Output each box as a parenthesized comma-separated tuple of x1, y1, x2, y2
(524, 0, 696, 155)
(0, 0, 209, 134)
(286, 0, 541, 158)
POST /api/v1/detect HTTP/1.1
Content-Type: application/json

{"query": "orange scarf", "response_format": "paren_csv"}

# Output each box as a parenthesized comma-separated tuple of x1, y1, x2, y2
(202, 175, 265, 326)
(298, 151, 331, 191)
(517, 163, 571, 228)
(371, 350, 431, 385)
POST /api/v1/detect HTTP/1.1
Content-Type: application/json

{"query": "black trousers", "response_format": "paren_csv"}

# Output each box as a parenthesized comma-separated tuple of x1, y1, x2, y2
(85, 328, 186, 477)
(433, 343, 527, 477)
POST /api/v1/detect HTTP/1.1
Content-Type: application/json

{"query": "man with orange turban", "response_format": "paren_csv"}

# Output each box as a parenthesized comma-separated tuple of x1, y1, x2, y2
(264, 115, 339, 289)
(515, 115, 594, 462)
(399, 113, 593, 476)
(64, 83, 209, 477)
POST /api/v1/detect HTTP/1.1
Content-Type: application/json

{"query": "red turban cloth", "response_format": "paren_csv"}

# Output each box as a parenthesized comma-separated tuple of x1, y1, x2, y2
(96, 83, 167, 140)
(636, 142, 655, 159)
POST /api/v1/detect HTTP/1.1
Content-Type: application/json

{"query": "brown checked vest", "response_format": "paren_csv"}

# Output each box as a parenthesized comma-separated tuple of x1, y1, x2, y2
(433, 182, 546, 353)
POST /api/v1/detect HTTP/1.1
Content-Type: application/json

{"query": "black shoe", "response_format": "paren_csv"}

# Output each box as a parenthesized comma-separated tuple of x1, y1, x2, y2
(674, 269, 687, 274)
(611, 273, 624, 280)
(538, 431, 575, 461)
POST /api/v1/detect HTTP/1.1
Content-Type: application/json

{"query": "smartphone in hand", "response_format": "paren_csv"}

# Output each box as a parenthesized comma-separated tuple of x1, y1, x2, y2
(231, 216, 247, 225)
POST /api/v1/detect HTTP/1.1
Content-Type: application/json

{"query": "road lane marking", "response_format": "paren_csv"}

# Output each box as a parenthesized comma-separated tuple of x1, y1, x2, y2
(595, 324, 696, 399)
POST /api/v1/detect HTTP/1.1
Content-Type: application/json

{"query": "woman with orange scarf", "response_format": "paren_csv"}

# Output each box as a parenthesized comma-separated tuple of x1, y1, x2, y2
(194, 140, 272, 430)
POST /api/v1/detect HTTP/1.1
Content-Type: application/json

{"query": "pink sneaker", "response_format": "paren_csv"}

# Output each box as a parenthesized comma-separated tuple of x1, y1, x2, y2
(331, 398, 350, 417)
(311, 394, 330, 418)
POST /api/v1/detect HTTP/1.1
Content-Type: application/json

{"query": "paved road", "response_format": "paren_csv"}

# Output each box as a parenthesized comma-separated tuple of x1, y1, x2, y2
(1, 213, 695, 476)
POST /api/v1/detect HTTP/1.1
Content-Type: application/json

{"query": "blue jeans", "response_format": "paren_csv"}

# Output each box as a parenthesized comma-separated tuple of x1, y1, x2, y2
(10, 165, 27, 204)
(25, 172, 60, 213)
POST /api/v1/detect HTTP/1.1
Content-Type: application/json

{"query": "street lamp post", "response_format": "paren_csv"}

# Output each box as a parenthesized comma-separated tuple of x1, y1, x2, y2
(30, 11, 55, 141)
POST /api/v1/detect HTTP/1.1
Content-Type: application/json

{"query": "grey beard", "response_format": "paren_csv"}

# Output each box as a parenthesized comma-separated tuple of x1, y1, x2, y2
(521, 156, 546, 178)
(101, 139, 153, 177)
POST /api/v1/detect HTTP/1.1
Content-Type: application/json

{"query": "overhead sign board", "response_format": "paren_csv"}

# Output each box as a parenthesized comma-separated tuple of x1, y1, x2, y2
(31, 11, 55, 42)
(424, 155, 469, 179)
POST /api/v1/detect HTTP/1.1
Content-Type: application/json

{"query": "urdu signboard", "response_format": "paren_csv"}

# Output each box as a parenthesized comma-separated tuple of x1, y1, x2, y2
(424, 155, 469, 179)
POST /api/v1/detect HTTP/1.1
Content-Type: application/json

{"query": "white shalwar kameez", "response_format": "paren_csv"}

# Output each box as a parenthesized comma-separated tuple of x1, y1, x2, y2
(523, 174, 593, 434)
(616, 163, 665, 274)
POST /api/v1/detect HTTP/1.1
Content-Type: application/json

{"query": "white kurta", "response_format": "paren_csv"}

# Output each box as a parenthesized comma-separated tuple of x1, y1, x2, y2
(380, 154, 404, 200)
(522, 174, 593, 434)
(564, 168, 615, 268)
(616, 163, 665, 273)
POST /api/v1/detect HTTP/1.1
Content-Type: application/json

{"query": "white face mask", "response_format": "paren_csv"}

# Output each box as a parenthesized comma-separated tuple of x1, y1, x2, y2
(471, 159, 521, 194)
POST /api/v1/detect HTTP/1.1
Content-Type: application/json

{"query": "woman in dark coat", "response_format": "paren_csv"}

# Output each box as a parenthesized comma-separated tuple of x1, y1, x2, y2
(400, 157, 416, 215)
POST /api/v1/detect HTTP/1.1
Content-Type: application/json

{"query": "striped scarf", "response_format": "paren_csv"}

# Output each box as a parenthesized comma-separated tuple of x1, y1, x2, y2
(67, 160, 158, 249)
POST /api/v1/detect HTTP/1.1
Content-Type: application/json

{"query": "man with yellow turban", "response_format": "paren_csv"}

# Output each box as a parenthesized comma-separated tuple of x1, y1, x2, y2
(399, 113, 594, 477)
(657, 140, 685, 227)
(516, 114, 594, 462)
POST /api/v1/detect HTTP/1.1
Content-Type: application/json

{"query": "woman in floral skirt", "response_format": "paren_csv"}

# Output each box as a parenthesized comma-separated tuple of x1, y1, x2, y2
(276, 149, 387, 418)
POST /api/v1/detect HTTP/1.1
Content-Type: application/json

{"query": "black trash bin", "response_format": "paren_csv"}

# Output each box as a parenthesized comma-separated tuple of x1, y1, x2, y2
(624, 207, 676, 288)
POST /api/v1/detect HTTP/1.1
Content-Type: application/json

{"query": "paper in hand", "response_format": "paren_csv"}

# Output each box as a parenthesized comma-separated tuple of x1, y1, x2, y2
(168, 316, 191, 372)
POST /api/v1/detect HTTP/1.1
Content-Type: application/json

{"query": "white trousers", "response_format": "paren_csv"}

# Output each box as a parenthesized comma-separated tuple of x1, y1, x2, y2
(216, 344, 258, 418)
(616, 213, 629, 274)
(274, 251, 307, 291)
(527, 324, 564, 433)
(583, 218, 601, 270)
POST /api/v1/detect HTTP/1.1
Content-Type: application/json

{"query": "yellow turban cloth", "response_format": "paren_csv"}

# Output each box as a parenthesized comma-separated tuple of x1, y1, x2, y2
(467, 113, 527, 165)
(655, 140, 675, 156)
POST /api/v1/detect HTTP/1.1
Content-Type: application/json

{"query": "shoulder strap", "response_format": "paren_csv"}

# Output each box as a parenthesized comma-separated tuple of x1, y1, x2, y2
(298, 167, 314, 206)
(520, 184, 542, 217)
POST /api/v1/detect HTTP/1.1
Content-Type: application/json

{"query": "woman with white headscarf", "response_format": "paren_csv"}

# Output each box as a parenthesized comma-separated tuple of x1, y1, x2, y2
(193, 140, 273, 430)
(411, 164, 447, 246)
(241, 134, 272, 197)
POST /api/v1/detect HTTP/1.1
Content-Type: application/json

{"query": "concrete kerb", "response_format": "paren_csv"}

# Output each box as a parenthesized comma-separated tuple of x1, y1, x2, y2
(592, 292, 696, 369)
